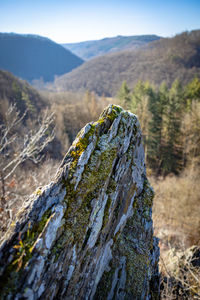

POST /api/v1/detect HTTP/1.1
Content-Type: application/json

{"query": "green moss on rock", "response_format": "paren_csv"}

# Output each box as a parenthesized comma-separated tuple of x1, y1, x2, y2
(0, 209, 52, 295)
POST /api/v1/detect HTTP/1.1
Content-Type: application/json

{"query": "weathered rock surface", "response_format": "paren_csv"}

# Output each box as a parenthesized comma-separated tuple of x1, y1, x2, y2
(0, 105, 160, 299)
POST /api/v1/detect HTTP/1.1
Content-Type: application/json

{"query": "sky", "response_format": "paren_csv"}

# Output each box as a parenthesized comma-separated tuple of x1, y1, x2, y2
(0, 0, 200, 44)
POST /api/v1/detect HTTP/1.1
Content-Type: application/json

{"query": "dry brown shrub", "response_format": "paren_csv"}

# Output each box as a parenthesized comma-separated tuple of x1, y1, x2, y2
(159, 246, 200, 299)
(151, 166, 200, 299)
(0, 158, 60, 242)
(47, 90, 110, 147)
(152, 167, 200, 249)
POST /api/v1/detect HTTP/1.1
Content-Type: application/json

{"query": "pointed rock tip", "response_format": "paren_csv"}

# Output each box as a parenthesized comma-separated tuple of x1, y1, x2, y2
(100, 104, 123, 121)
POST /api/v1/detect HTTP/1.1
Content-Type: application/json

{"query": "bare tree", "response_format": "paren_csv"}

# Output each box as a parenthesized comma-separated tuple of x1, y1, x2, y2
(0, 103, 55, 232)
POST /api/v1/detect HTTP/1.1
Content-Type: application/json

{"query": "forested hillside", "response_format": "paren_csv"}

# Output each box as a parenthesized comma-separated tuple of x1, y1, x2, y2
(0, 33, 83, 82)
(117, 78, 200, 175)
(62, 34, 161, 60)
(0, 70, 69, 164)
(54, 30, 200, 96)
(0, 70, 46, 118)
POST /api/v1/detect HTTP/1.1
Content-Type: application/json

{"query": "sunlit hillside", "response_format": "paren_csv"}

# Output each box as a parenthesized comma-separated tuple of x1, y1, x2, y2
(53, 30, 200, 96)
(62, 34, 161, 60)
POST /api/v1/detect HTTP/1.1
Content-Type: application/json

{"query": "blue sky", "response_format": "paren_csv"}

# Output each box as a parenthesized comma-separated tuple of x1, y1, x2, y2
(0, 0, 200, 43)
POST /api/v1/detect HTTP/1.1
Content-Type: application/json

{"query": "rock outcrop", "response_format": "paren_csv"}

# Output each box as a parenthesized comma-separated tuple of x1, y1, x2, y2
(0, 105, 160, 299)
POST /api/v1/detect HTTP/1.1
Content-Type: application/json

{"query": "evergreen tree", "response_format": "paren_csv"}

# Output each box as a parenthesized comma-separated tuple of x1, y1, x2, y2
(131, 81, 152, 112)
(147, 82, 168, 174)
(117, 81, 131, 110)
(181, 101, 200, 167)
(185, 77, 200, 101)
(181, 78, 200, 167)
(131, 81, 153, 157)
(163, 79, 184, 174)
(117, 78, 200, 175)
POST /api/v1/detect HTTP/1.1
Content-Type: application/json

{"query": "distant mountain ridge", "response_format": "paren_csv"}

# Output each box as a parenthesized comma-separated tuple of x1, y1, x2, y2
(54, 30, 200, 96)
(62, 34, 161, 60)
(0, 33, 84, 82)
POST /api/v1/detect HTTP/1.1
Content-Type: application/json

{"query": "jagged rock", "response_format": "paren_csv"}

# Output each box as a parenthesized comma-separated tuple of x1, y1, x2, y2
(0, 104, 160, 299)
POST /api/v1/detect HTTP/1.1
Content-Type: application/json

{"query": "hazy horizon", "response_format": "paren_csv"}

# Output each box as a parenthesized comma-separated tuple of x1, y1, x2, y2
(0, 31, 164, 44)
(0, 0, 200, 43)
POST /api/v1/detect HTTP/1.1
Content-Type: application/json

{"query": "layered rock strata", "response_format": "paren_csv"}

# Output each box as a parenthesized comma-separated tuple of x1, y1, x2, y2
(0, 104, 160, 299)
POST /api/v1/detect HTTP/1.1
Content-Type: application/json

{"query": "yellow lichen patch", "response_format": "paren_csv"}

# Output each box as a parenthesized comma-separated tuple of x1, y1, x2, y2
(93, 117, 105, 126)
(69, 124, 96, 170)
(10, 221, 15, 227)
(34, 188, 42, 195)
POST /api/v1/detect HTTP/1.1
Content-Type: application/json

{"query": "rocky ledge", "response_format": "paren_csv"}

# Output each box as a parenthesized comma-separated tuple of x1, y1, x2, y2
(0, 104, 160, 299)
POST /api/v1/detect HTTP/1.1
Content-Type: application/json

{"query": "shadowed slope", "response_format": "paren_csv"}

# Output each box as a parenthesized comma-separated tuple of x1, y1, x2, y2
(0, 33, 84, 82)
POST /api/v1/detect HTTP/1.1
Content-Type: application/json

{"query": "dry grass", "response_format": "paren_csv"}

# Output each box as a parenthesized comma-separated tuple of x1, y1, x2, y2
(151, 167, 200, 249)
(159, 245, 200, 299)
(151, 166, 200, 299)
